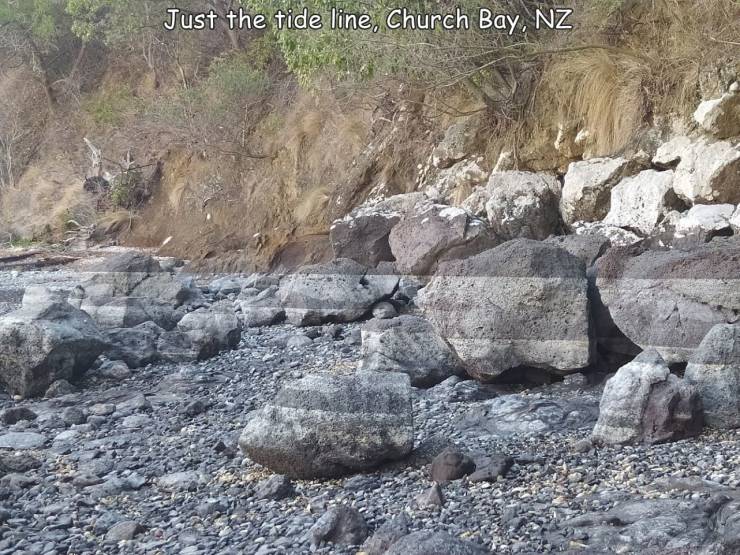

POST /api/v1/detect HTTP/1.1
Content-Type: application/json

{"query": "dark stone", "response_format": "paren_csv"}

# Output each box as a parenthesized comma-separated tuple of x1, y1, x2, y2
(430, 448, 476, 483)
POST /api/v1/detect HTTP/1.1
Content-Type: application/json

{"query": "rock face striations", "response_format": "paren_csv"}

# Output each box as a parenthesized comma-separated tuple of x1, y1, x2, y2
(239, 371, 413, 479)
(595, 238, 740, 364)
(419, 239, 592, 382)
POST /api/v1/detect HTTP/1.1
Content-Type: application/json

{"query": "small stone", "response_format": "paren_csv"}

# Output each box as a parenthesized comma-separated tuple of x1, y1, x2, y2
(469, 455, 514, 482)
(105, 521, 143, 542)
(183, 399, 209, 418)
(414, 483, 445, 508)
(310, 506, 368, 548)
(255, 475, 295, 500)
(430, 448, 476, 483)
(286, 335, 313, 349)
(157, 471, 202, 492)
(97, 360, 132, 380)
(44, 380, 78, 398)
(89, 403, 116, 417)
(573, 439, 593, 453)
(62, 407, 87, 426)
(372, 302, 398, 320)
(1, 407, 38, 425)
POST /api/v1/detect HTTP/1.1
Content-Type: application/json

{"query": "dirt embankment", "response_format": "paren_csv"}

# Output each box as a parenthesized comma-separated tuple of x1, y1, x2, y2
(1, 1, 738, 271)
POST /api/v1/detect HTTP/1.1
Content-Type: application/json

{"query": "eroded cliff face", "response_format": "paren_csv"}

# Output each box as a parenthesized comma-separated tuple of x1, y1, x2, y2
(1, 2, 738, 272)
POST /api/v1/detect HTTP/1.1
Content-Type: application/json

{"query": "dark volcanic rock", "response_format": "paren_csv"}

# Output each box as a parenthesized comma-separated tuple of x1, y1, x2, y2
(361, 513, 411, 555)
(430, 448, 476, 483)
(0, 290, 106, 397)
(595, 238, 740, 363)
(385, 531, 488, 555)
(278, 259, 399, 326)
(389, 203, 499, 275)
(310, 506, 368, 548)
(330, 193, 426, 267)
(419, 239, 592, 381)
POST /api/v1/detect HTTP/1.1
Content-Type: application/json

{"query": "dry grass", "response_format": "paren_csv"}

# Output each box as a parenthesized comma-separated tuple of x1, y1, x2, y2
(536, 0, 740, 156)
(544, 50, 650, 155)
(97, 210, 141, 235)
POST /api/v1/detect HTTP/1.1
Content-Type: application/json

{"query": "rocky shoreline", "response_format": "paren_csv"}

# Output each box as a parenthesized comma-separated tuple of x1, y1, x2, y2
(0, 263, 738, 554)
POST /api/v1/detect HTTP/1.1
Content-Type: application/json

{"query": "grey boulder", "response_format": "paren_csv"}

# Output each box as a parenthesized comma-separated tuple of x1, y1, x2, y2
(360, 315, 465, 388)
(330, 193, 426, 267)
(603, 169, 681, 235)
(594, 239, 740, 363)
(419, 239, 592, 382)
(592, 350, 702, 445)
(78, 296, 181, 331)
(309, 506, 368, 548)
(105, 322, 163, 368)
(389, 203, 499, 275)
(654, 136, 740, 205)
(685, 324, 740, 429)
(0, 290, 106, 398)
(236, 286, 285, 328)
(385, 531, 488, 555)
(278, 259, 398, 327)
(176, 301, 241, 358)
(239, 371, 413, 479)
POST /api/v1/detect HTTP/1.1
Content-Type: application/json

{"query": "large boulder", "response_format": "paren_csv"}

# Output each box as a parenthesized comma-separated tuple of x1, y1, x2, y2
(592, 350, 702, 445)
(484, 171, 562, 240)
(176, 301, 241, 358)
(594, 239, 740, 363)
(278, 259, 398, 327)
(673, 204, 735, 238)
(72, 252, 199, 331)
(571, 221, 642, 247)
(418, 239, 592, 382)
(603, 170, 681, 235)
(388, 203, 499, 275)
(0, 289, 106, 397)
(544, 234, 611, 267)
(236, 286, 285, 328)
(685, 324, 740, 429)
(560, 157, 631, 226)
(239, 372, 413, 479)
(360, 315, 465, 387)
(654, 137, 740, 205)
(78, 296, 180, 331)
(105, 322, 163, 368)
(92, 251, 163, 274)
(330, 193, 426, 267)
(432, 118, 480, 169)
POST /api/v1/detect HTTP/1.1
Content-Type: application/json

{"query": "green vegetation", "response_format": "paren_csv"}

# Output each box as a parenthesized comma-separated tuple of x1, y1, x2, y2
(84, 87, 136, 126)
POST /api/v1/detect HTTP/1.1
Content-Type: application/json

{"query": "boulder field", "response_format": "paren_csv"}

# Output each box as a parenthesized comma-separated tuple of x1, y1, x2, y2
(1, 124, 740, 554)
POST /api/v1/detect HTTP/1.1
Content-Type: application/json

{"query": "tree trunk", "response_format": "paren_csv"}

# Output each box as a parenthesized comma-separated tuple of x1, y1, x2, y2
(26, 35, 56, 113)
